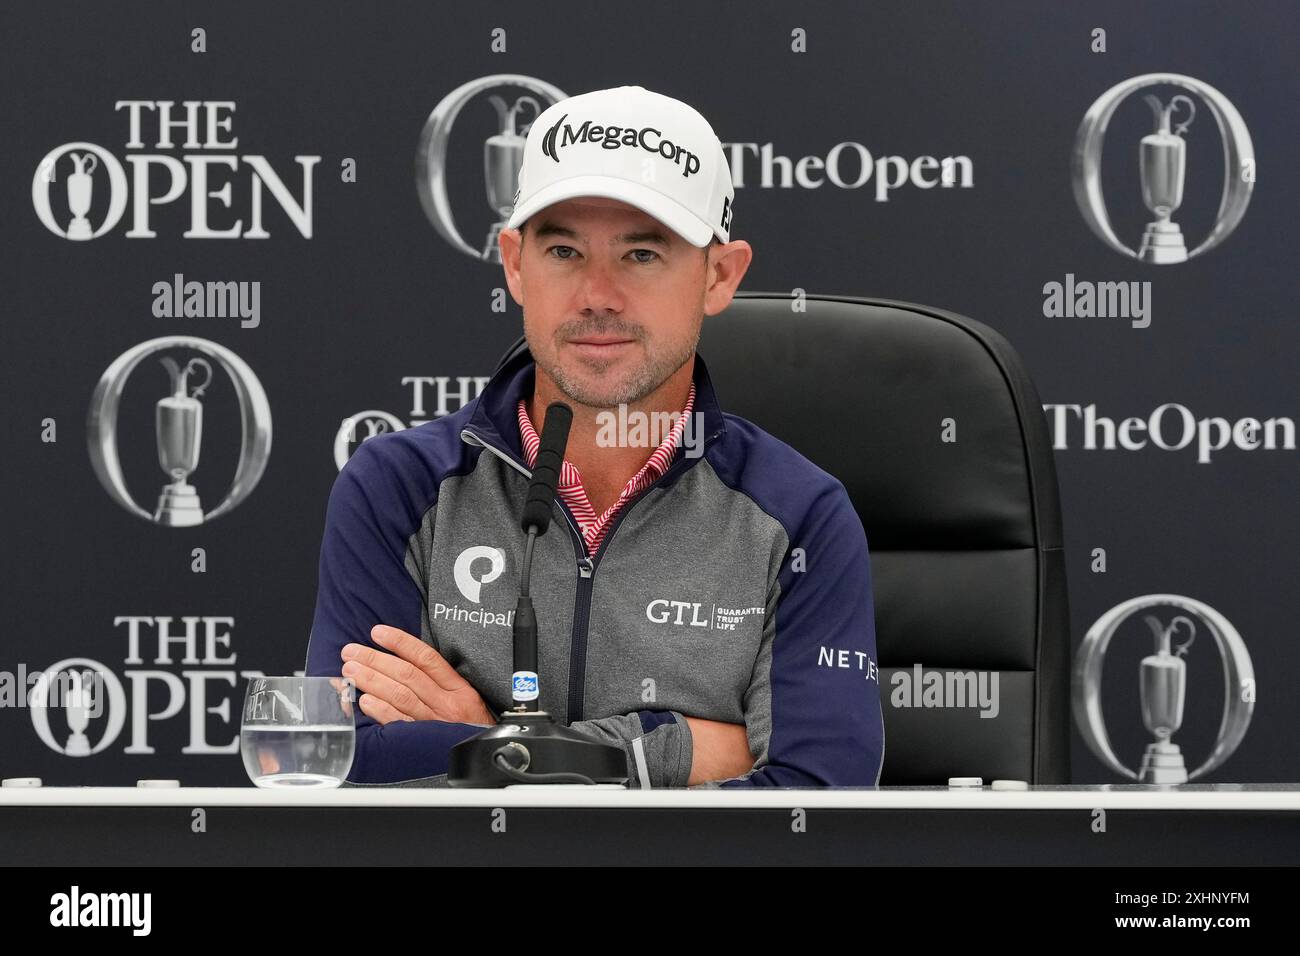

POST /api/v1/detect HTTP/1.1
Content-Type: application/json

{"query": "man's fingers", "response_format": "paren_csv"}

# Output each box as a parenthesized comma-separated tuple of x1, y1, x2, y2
(342, 635, 449, 708)
(357, 692, 414, 726)
(370, 625, 464, 690)
(339, 625, 492, 725)
(342, 658, 436, 721)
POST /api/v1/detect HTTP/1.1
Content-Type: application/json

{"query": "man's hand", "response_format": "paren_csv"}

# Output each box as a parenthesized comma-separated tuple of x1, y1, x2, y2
(683, 716, 755, 785)
(340, 625, 497, 727)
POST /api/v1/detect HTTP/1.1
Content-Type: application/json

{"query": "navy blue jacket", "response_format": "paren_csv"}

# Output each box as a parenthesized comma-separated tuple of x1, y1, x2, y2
(306, 347, 884, 788)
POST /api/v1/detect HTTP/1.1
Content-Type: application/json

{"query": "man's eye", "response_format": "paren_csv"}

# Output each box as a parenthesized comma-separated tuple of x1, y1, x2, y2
(546, 246, 659, 263)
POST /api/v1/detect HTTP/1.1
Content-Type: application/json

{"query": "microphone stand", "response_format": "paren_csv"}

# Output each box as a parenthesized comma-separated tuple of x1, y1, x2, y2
(447, 401, 628, 787)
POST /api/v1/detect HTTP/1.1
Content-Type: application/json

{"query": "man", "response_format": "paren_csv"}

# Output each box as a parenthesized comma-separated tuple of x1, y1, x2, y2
(305, 85, 884, 788)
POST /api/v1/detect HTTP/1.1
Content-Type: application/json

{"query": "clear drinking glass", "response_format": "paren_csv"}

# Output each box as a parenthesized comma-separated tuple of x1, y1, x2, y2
(240, 676, 355, 788)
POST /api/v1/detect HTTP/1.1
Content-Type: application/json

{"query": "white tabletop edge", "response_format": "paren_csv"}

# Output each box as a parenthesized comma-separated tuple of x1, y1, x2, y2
(2, 786, 1299, 810)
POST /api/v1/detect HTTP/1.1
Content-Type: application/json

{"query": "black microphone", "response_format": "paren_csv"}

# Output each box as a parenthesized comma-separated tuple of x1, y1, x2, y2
(446, 397, 627, 787)
(513, 401, 571, 709)
(521, 401, 573, 535)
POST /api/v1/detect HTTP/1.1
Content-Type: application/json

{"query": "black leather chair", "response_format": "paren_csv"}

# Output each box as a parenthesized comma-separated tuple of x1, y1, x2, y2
(494, 292, 1072, 784)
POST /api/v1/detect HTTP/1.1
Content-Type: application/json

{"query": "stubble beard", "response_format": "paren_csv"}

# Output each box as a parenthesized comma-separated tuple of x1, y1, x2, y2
(532, 318, 699, 409)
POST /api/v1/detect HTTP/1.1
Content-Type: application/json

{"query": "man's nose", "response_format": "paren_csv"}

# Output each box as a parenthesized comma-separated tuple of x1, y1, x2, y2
(576, 256, 626, 312)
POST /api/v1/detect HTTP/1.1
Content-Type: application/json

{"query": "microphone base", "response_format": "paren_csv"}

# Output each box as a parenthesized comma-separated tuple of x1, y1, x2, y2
(446, 710, 630, 788)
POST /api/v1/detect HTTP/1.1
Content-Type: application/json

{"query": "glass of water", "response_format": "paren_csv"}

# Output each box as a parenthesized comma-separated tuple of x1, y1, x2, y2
(241, 676, 355, 788)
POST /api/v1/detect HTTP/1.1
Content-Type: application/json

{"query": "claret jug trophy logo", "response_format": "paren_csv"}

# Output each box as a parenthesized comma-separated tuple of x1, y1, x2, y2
(1072, 73, 1254, 263)
(1073, 594, 1255, 784)
(87, 337, 272, 526)
(415, 75, 570, 263)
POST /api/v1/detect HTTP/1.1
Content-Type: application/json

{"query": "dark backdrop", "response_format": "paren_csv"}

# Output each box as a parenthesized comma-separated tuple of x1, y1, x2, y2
(1, 0, 1294, 785)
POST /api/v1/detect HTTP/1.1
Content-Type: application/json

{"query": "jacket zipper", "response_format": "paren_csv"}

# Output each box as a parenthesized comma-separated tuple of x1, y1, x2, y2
(461, 424, 723, 723)
(460, 427, 588, 548)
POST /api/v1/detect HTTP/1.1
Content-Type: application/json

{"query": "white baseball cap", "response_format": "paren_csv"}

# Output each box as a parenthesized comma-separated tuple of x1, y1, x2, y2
(506, 85, 735, 247)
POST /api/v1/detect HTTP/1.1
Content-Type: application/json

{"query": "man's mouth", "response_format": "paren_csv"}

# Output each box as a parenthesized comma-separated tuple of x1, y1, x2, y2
(566, 336, 636, 355)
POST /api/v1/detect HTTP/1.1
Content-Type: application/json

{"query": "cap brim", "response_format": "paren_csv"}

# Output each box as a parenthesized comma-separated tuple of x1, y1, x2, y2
(505, 174, 714, 247)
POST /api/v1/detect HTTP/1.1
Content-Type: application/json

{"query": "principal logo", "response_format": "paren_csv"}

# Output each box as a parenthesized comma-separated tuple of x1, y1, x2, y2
(1073, 594, 1254, 783)
(33, 100, 320, 240)
(454, 546, 507, 603)
(87, 337, 272, 525)
(1072, 73, 1254, 263)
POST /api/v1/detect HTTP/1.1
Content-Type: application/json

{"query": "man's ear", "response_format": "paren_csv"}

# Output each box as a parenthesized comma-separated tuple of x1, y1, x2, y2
(703, 239, 754, 316)
(499, 228, 525, 305)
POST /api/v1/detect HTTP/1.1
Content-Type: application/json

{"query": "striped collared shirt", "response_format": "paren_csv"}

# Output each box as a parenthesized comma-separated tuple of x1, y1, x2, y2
(517, 382, 696, 555)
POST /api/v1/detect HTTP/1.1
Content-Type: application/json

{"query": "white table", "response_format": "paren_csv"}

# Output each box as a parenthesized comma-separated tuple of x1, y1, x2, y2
(4, 783, 1298, 865)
